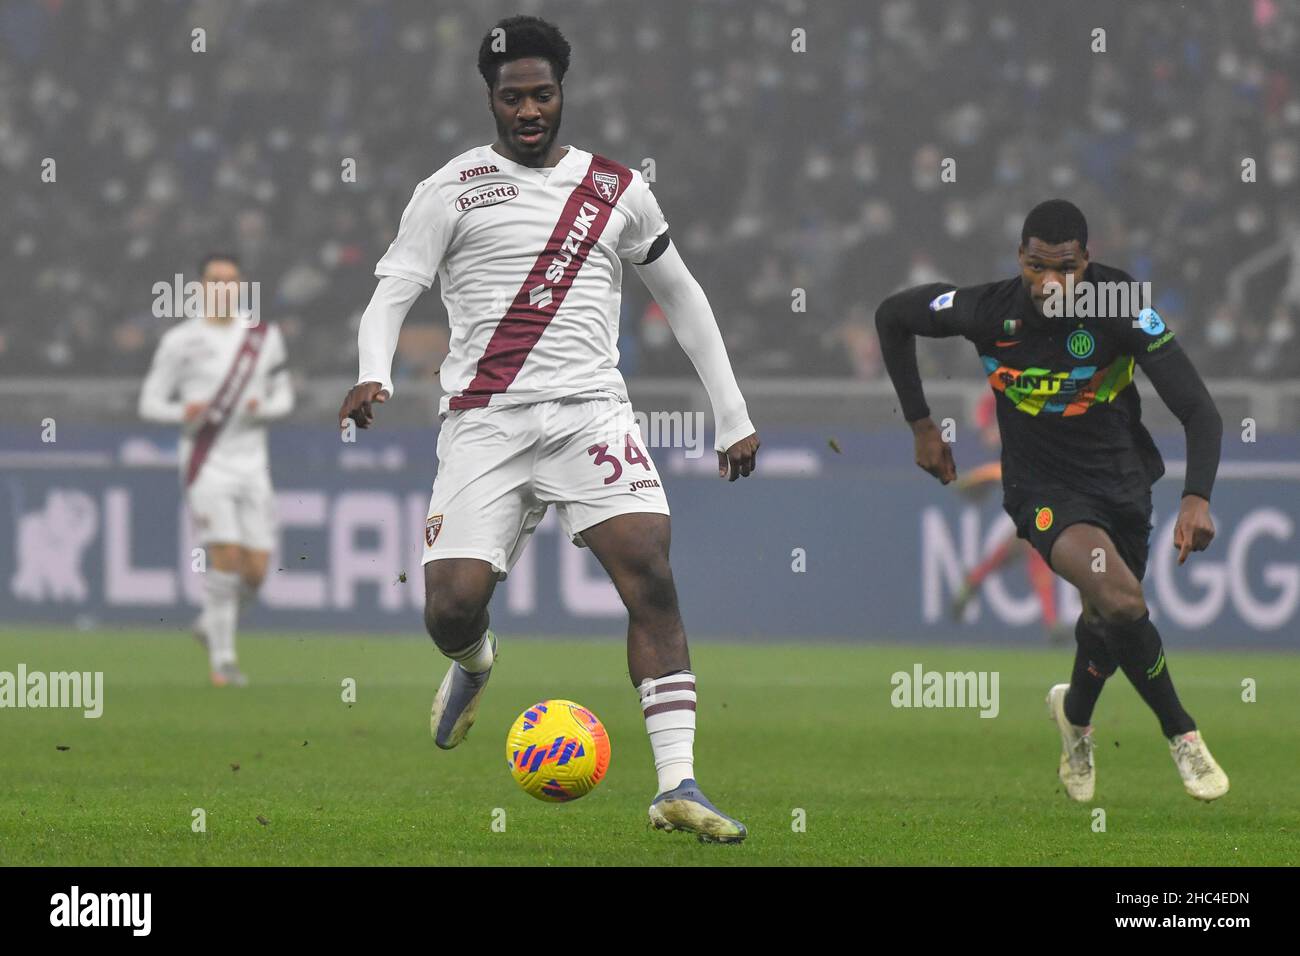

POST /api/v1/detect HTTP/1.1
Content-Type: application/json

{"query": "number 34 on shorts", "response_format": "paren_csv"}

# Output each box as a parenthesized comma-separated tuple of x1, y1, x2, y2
(421, 398, 671, 575)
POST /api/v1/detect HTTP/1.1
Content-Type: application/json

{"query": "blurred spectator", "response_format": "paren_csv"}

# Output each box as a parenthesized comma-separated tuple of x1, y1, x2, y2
(3, 0, 1299, 388)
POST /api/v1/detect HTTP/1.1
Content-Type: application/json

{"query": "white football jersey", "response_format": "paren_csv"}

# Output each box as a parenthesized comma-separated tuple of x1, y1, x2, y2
(138, 317, 292, 488)
(375, 144, 668, 415)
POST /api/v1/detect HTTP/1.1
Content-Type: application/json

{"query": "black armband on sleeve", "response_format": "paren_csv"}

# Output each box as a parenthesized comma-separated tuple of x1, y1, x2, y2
(638, 231, 671, 265)
(874, 283, 959, 424)
(1142, 347, 1223, 500)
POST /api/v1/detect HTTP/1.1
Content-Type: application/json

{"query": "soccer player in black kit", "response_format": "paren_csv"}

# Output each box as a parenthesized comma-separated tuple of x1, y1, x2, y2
(876, 200, 1229, 802)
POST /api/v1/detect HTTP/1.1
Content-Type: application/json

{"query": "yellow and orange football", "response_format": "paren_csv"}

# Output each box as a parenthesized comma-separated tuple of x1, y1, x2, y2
(505, 699, 612, 802)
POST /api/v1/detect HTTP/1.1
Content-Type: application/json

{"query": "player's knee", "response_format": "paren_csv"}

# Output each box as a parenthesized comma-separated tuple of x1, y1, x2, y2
(1079, 602, 1105, 633)
(207, 544, 240, 571)
(622, 556, 678, 617)
(423, 590, 485, 650)
(1095, 586, 1147, 626)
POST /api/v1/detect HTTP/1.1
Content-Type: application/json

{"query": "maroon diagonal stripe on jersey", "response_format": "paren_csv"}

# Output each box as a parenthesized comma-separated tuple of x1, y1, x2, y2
(448, 154, 633, 410)
(185, 322, 270, 487)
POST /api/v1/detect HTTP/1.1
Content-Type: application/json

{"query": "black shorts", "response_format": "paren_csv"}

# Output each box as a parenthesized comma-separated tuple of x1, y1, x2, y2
(1004, 487, 1154, 581)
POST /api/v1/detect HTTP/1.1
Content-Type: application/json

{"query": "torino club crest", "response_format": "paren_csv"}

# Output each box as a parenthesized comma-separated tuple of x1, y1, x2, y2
(592, 171, 621, 203)
(425, 514, 443, 548)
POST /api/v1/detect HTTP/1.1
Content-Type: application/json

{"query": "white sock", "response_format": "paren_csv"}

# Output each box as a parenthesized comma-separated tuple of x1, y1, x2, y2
(205, 569, 241, 669)
(638, 671, 697, 794)
(448, 628, 495, 674)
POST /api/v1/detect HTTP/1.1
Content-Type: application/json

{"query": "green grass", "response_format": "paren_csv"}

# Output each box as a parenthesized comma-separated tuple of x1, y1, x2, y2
(0, 628, 1295, 866)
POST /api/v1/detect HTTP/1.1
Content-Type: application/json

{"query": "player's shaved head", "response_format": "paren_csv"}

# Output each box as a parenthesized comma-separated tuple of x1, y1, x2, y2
(478, 15, 571, 92)
(1018, 201, 1089, 317)
(1021, 199, 1088, 249)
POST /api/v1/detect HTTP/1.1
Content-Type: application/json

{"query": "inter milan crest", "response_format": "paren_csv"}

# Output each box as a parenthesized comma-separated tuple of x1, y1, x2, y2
(1067, 328, 1095, 359)
(592, 171, 621, 203)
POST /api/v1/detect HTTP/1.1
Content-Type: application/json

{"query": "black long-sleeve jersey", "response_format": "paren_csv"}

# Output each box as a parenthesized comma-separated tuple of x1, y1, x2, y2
(875, 262, 1223, 504)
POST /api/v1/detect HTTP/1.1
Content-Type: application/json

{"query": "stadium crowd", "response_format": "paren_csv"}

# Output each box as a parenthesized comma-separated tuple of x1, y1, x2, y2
(3, 0, 1299, 388)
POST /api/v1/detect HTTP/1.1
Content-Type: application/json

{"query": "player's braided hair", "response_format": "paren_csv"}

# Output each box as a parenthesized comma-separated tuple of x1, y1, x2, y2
(477, 15, 571, 91)
(1021, 199, 1088, 249)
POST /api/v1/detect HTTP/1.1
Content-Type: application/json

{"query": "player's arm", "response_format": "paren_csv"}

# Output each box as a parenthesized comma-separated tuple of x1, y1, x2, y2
(633, 238, 758, 481)
(249, 325, 296, 423)
(874, 283, 970, 484)
(339, 275, 425, 428)
(341, 177, 449, 430)
(1137, 334, 1223, 564)
(138, 334, 188, 424)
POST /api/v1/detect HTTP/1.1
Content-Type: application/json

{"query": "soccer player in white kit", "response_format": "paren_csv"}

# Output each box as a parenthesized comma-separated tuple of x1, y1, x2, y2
(339, 16, 759, 842)
(140, 253, 295, 687)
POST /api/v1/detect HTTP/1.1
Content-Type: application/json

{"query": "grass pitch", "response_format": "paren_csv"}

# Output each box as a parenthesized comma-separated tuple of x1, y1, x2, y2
(0, 628, 1295, 866)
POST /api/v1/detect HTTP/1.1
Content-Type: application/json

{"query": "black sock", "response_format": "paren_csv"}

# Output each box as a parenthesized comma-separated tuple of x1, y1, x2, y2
(1064, 614, 1115, 726)
(1101, 612, 1196, 738)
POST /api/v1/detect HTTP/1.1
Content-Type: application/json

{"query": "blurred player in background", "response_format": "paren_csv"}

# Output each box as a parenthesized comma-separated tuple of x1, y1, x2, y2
(950, 391, 1070, 645)
(339, 16, 759, 842)
(139, 253, 295, 687)
(876, 200, 1230, 803)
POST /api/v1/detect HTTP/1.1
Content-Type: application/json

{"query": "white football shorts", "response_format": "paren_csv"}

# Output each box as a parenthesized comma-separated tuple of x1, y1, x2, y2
(422, 396, 671, 576)
(186, 475, 278, 552)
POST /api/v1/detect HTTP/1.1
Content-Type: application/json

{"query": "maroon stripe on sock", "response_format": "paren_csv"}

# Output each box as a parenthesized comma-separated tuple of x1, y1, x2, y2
(643, 700, 697, 718)
(647, 680, 696, 695)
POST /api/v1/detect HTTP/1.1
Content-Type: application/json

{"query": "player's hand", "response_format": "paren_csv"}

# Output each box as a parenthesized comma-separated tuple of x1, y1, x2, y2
(339, 381, 389, 430)
(183, 401, 209, 423)
(1173, 494, 1215, 565)
(911, 417, 956, 484)
(245, 397, 260, 414)
(718, 433, 760, 481)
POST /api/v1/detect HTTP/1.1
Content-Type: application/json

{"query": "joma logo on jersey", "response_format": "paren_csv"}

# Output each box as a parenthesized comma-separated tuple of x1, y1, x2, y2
(458, 163, 500, 182)
(544, 201, 599, 283)
(455, 182, 519, 212)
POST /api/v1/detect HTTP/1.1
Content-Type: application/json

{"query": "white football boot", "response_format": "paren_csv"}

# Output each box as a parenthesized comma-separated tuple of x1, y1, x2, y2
(1046, 683, 1095, 802)
(648, 779, 747, 844)
(1169, 730, 1229, 801)
(430, 631, 498, 750)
